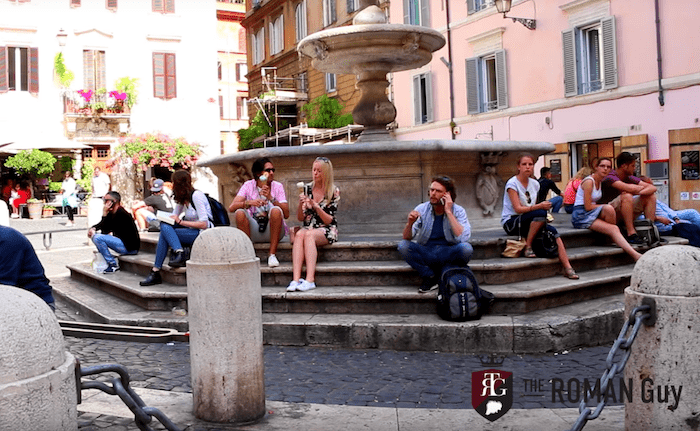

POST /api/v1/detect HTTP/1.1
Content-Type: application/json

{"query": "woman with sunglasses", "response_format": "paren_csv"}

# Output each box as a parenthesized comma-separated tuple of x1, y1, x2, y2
(287, 157, 340, 292)
(571, 158, 642, 261)
(229, 157, 289, 267)
(140, 169, 212, 286)
(501, 153, 578, 279)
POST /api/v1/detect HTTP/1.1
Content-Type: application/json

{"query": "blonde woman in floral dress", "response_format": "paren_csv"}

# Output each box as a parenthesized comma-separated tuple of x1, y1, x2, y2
(287, 157, 340, 292)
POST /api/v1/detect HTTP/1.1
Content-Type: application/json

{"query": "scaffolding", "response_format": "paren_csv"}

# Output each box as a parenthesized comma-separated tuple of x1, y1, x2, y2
(248, 67, 308, 132)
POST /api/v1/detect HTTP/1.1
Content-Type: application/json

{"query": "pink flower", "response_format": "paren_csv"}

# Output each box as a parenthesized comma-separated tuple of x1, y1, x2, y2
(78, 89, 93, 102)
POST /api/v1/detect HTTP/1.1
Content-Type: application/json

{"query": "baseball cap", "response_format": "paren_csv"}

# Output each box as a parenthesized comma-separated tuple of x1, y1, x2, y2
(151, 179, 164, 192)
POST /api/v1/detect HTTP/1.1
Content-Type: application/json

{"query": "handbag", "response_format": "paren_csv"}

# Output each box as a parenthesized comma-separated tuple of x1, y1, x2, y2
(532, 225, 559, 258)
(502, 238, 526, 258)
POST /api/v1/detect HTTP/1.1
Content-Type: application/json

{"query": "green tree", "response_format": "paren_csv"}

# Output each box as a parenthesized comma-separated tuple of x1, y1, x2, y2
(114, 76, 140, 109)
(302, 95, 353, 129)
(4, 149, 57, 178)
(238, 110, 274, 151)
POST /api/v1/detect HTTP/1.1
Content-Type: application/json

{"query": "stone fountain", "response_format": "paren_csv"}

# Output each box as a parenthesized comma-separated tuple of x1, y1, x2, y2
(199, 3, 554, 232)
(297, 3, 445, 142)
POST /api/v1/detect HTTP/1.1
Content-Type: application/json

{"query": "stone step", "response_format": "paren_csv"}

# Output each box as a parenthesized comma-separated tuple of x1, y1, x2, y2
(66, 257, 633, 317)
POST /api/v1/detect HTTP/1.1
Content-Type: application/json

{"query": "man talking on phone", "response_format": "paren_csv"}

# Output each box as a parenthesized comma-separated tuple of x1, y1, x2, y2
(88, 191, 140, 274)
(398, 175, 473, 293)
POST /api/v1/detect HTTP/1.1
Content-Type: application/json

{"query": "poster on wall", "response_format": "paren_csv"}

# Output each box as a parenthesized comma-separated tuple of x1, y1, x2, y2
(631, 153, 642, 177)
(549, 159, 562, 183)
(680, 192, 690, 201)
(681, 150, 700, 180)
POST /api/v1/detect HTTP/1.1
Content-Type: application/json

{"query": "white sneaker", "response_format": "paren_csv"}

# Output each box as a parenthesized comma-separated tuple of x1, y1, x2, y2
(286, 280, 300, 292)
(298, 280, 316, 292)
(65, 221, 74, 227)
(268, 254, 280, 267)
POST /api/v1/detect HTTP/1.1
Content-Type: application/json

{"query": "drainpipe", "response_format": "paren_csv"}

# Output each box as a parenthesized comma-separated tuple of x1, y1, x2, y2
(445, 0, 455, 140)
(654, 0, 664, 106)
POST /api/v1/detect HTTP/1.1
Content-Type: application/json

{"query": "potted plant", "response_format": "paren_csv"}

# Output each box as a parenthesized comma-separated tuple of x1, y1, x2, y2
(27, 198, 44, 220)
(43, 205, 56, 218)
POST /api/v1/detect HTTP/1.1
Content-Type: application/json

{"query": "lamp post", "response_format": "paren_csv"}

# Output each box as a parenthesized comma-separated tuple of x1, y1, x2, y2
(494, 0, 536, 30)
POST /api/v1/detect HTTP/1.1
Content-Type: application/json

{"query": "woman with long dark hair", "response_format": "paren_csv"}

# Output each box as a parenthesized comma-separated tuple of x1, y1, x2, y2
(140, 170, 212, 286)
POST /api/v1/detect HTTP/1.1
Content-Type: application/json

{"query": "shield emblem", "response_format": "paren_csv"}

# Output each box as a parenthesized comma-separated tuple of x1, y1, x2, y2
(471, 369, 513, 422)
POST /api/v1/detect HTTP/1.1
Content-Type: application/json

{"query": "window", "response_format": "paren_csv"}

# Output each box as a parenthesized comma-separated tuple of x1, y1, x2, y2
(217, 61, 222, 81)
(403, 0, 429, 26)
(297, 72, 308, 93)
(466, 0, 494, 14)
(563, 16, 617, 97)
(219, 95, 224, 119)
(325, 73, 336, 93)
(96, 147, 110, 158)
(82, 148, 93, 159)
(236, 63, 247, 82)
(346, 0, 359, 14)
(237, 97, 248, 119)
(295, 0, 307, 42)
(106, 0, 117, 10)
(0, 46, 39, 94)
(153, 52, 176, 100)
(466, 50, 508, 114)
(252, 28, 265, 65)
(323, 0, 336, 27)
(83, 50, 106, 91)
(152, 0, 174, 13)
(269, 15, 284, 56)
(71, 0, 81, 6)
(412, 72, 433, 125)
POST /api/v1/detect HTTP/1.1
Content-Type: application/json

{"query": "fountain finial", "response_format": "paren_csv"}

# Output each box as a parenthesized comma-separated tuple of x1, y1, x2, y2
(353, 5, 388, 25)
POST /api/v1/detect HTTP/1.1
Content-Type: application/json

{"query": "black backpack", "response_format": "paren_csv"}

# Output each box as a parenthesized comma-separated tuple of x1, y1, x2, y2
(436, 266, 495, 322)
(192, 190, 231, 227)
(532, 224, 559, 258)
(633, 219, 661, 247)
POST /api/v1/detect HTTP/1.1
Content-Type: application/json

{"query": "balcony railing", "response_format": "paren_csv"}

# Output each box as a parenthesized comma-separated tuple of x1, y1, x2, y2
(62, 90, 131, 117)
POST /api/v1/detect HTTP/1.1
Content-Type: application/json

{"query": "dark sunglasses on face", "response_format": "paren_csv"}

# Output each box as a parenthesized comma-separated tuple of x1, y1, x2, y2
(264, 168, 276, 173)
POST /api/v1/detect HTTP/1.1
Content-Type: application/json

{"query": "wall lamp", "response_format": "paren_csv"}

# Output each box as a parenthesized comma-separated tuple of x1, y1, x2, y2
(494, 0, 536, 30)
(56, 28, 68, 46)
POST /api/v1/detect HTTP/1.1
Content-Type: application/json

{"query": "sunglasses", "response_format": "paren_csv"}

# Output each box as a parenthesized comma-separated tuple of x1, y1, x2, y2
(315, 157, 330, 162)
(264, 168, 276, 173)
(525, 191, 531, 204)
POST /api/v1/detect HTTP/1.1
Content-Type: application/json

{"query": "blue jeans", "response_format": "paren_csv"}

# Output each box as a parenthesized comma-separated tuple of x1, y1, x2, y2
(398, 240, 473, 280)
(549, 196, 563, 213)
(154, 223, 201, 269)
(92, 233, 138, 266)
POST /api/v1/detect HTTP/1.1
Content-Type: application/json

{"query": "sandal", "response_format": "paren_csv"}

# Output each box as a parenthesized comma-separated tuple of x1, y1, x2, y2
(564, 267, 579, 280)
(523, 247, 536, 258)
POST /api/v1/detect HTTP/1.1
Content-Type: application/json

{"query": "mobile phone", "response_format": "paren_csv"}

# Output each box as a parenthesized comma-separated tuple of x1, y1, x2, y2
(440, 197, 445, 205)
(304, 184, 312, 197)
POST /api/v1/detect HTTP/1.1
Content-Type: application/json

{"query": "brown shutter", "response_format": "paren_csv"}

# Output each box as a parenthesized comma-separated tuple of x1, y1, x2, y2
(106, 0, 117, 10)
(165, 53, 176, 99)
(83, 50, 95, 90)
(29, 47, 38, 94)
(96, 50, 106, 90)
(71, 0, 81, 6)
(153, 52, 165, 98)
(0, 47, 7, 93)
(153, 0, 163, 12)
(165, 0, 175, 13)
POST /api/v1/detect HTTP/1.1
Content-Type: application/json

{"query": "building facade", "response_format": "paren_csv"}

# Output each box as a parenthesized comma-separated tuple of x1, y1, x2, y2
(1, 0, 220, 191)
(390, 0, 700, 210)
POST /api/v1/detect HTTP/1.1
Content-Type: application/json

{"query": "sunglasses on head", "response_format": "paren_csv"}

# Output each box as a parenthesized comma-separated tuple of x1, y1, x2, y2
(315, 157, 330, 162)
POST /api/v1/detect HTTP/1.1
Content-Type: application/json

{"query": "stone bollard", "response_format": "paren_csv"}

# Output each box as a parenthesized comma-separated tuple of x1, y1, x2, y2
(0, 285, 78, 431)
(187, 227, 265, 424)
(624, 245, 700, 430)
(0, 200, 9, 226)
(87, 197, 104, 228)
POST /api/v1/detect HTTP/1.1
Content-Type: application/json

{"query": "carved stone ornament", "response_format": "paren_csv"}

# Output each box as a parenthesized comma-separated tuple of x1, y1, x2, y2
(226, 162, 253, 199)
(307, 40, 328, 61)
(475, 151, 506, 216)
(401, 33, 420, 54)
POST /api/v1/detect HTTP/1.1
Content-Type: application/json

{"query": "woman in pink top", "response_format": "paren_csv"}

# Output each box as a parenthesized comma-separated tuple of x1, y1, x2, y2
(563, 167, 592, 214)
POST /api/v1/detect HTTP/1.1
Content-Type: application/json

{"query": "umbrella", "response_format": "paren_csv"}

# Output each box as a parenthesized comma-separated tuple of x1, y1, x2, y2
(0, 133, 92, 153)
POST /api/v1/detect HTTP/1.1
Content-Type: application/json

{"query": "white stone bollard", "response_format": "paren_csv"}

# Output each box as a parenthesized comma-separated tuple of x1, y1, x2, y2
(0, 285, 78, 431)
(624, 245, 700, 430)
(187, 227, 265, 424)
(0, 200, 9, 226)
(87, 197, 104, 227)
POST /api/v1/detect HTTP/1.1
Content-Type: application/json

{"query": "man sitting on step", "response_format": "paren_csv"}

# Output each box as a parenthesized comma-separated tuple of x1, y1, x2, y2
(88, 191, 140, 274)
(398, 175, 473, 293)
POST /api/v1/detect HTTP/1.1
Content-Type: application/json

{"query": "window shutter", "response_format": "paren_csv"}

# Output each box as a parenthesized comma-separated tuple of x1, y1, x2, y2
(466, 57, 479, 114)
(562, 28, 578, 97)
(424, 73, 433, 123)
(331, 0, 336, 23)
(165, 53, 176, 99)
(601, 16, 618, 90)
(83, 50, 95, 90)
(153, 52, 165, 98)
(466, 0, 475, 15)
(239, 28, 246, 52)
(495, 49, 508, 110)
(279, 15, 284, 52)
(419, 0, 429, 27)
(0, 47, 7, 93)
(347, 0, 354, 13)
(29, 47, 38, 94)
(153, 0, 162, 12)
(106, 0, 117, 10)
(71, 0, 81, 6)
(165, 0, 175, 13)
(96, 50, 106, 91)
(403, 0, 409, 24)
(413, 75, 421, 125)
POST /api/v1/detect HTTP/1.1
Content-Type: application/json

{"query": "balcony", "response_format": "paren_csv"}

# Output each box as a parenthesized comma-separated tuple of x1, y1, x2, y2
(62, 90, 131, 138)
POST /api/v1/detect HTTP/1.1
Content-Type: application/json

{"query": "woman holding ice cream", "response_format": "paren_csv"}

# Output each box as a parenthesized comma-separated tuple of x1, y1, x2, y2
(287, 157, 340, 292)
(229, 157, 289, 267)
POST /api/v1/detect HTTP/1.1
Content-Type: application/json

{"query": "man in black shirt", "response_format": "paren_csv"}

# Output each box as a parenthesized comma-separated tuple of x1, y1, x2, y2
(88, 191, 140, 274)
(536, 167, 563, 213)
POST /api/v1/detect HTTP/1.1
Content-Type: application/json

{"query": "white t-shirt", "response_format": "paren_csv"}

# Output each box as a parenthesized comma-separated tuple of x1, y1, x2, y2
(92, 172, 111, 198)
(501, 176, 540, 225)
(574, 176, 602, 207)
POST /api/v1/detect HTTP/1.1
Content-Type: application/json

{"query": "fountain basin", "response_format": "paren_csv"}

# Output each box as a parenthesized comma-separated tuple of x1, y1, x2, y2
(199, 140, 555, 235)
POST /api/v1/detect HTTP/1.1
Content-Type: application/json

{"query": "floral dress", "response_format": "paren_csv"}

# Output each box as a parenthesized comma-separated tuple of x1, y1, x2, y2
(302, 185, 340, 244)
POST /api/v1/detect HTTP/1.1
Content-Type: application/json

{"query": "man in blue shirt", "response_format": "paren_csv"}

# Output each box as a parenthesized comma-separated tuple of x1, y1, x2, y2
(398, 176, 473, 293)
(0, 225, 55, 311)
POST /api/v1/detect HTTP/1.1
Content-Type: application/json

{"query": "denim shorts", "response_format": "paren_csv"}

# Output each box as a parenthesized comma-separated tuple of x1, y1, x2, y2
(571, 205, 605, 229)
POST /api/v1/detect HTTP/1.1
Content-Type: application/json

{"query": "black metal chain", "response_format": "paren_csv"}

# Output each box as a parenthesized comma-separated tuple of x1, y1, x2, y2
(80, 363, 183, 431)
(567, 300, 655, 431)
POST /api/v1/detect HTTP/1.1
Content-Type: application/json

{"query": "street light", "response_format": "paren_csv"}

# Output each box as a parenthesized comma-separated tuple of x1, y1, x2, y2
(494, 0, 536, 30)
(56, 28, 68, 47)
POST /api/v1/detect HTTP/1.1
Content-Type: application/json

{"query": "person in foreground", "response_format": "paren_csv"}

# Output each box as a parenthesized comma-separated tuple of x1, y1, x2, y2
(140, 170, 212, 286)
(600, 152, 657, 244)
(287, 157, 339, 292)
(0, 225, 55, 311)
(501, 153, 578, 279)
(229, 157, 289, 267)
(571, 158, 642, 261)
(88, 191, 141, 273)
(398, 176, 472, 293)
